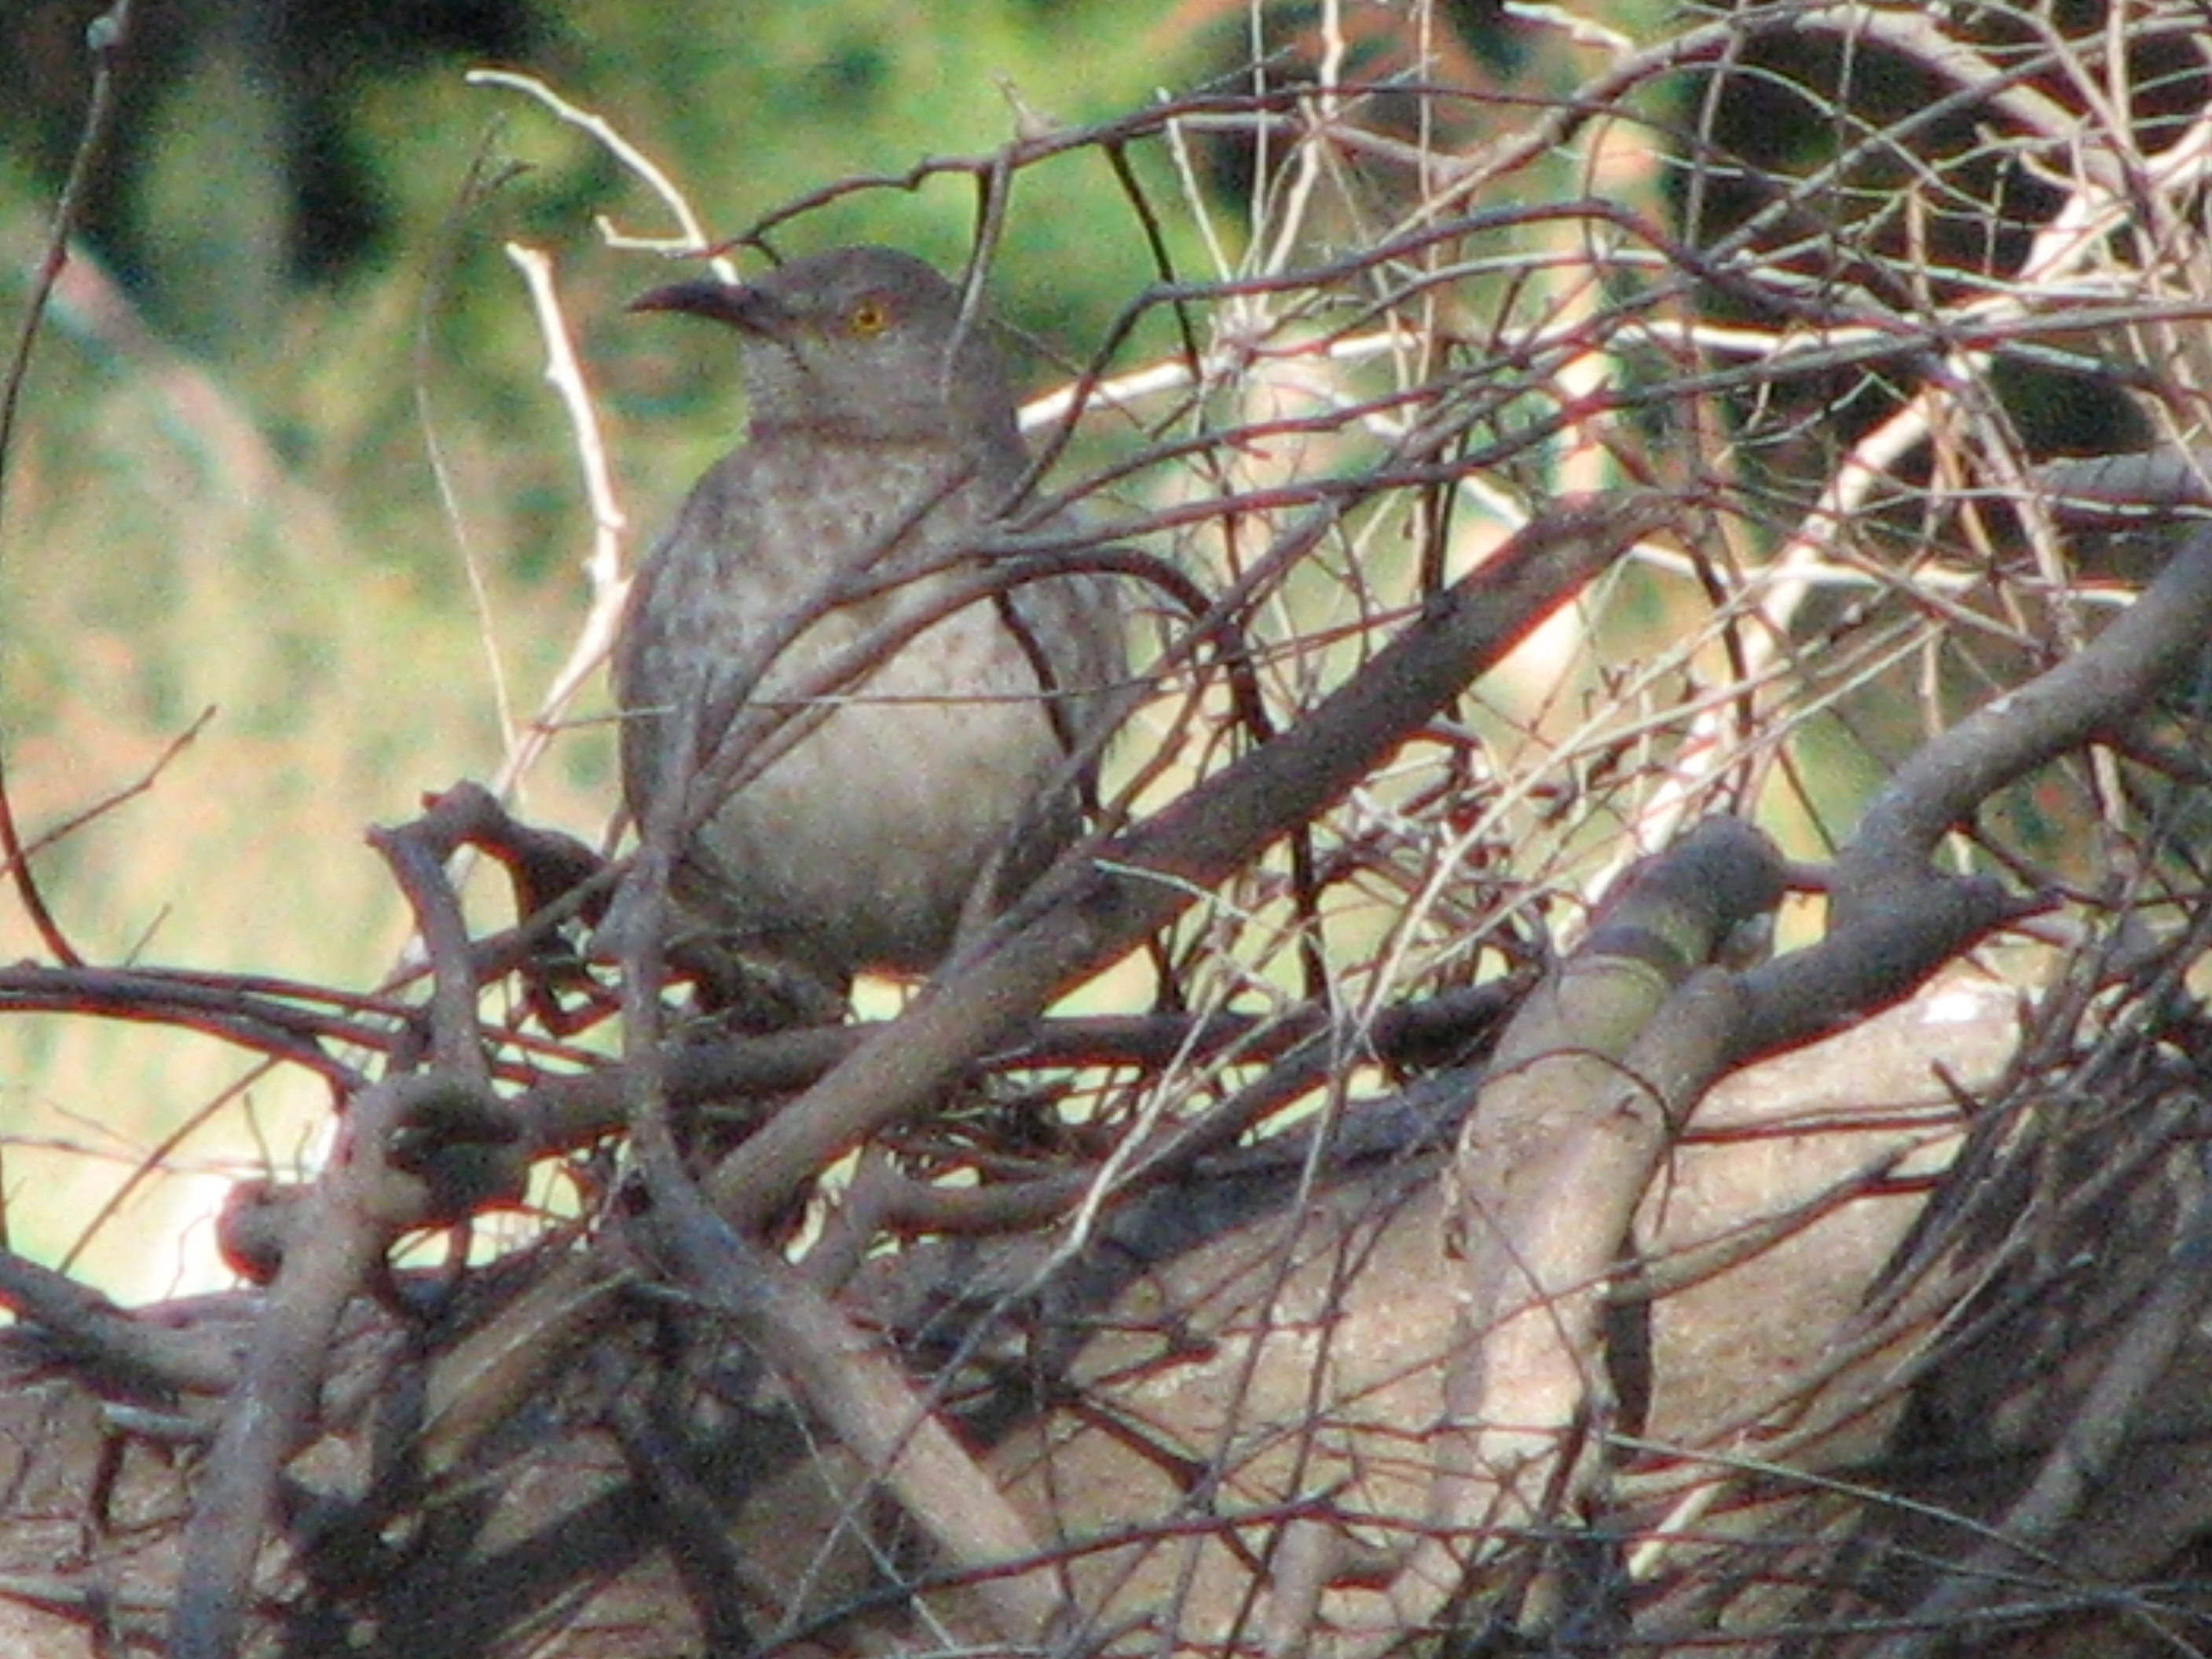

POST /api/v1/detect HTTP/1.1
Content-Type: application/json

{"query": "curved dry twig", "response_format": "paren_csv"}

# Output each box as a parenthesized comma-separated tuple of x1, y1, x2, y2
(0, 0, 134, 970)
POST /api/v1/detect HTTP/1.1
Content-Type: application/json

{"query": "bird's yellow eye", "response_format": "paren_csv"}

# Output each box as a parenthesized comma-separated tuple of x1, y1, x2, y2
(847, 297, 892, 337)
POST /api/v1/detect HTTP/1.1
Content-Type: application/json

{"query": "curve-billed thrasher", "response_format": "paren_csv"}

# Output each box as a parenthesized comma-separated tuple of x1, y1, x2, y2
(610, 245, 1124, 1008)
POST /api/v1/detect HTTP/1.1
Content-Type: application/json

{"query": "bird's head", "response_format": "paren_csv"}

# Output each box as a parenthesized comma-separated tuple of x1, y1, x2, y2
(631, 246, 1023, 454)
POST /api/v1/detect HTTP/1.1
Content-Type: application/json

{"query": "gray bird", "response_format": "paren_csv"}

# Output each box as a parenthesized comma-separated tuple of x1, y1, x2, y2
(610, 245, 1124, 1013)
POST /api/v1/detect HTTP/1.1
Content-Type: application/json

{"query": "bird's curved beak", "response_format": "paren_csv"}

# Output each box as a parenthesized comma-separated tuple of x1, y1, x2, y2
(627, 278, 786, 334)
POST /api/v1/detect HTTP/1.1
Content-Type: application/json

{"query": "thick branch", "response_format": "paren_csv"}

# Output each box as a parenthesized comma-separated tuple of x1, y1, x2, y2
(709, 491, 1674, 1228)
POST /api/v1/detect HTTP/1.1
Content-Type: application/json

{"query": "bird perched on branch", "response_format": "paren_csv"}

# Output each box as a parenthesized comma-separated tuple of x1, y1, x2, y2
(610, 245, 1125, 1017)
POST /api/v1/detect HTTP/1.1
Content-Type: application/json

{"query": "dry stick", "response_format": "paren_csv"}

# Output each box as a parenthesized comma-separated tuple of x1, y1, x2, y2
(464, 69, 738, 281)
(9, 704, 215, 866)
(854, 1039, 1343, 1243)
(603, 1388, 764, 1652)
(168, 972, 1511, 1256)
(168, 806, 495, 1659)
(1369, 821, 1785, 1650)
(0, 965, 366, 1085)
(384, 240, 632, 993)
(0, 1247, 240, 1397)
(482, 244, 632, 805)
(1855, 519, 2212, 1652)
(412, 150, 529, 761)
(630, 1154, 1069, 1648)
(706, 492, 1673, 1230)
(166, 1074, 436, 1659)
(1841, 530, 2212, 917)
(1262, 1514, 1344, 1659)
(372, 811, 495, 1086)
(1374, 513, 2212, 1650)
(0, 0, 133, 968)
(1892, 1152, 2212, 1657)
(453, 70, 733, 821)
(489, 974, 1513, 1173)
(1715, 515, 2212, 1070)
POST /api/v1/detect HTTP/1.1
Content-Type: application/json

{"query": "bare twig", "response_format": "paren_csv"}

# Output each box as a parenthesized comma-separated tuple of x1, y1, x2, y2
(0, 0, 134, 969)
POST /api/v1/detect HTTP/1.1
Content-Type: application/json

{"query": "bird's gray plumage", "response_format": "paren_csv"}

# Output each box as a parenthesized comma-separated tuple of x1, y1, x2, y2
(610, 246, 1124, 995)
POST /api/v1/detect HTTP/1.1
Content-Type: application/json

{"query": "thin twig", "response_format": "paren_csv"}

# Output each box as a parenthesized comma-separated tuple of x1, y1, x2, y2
(0, 0, 134, 968)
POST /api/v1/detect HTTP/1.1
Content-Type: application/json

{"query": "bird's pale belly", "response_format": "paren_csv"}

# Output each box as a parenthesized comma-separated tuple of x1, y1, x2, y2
(681, 605, 1075, 976)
